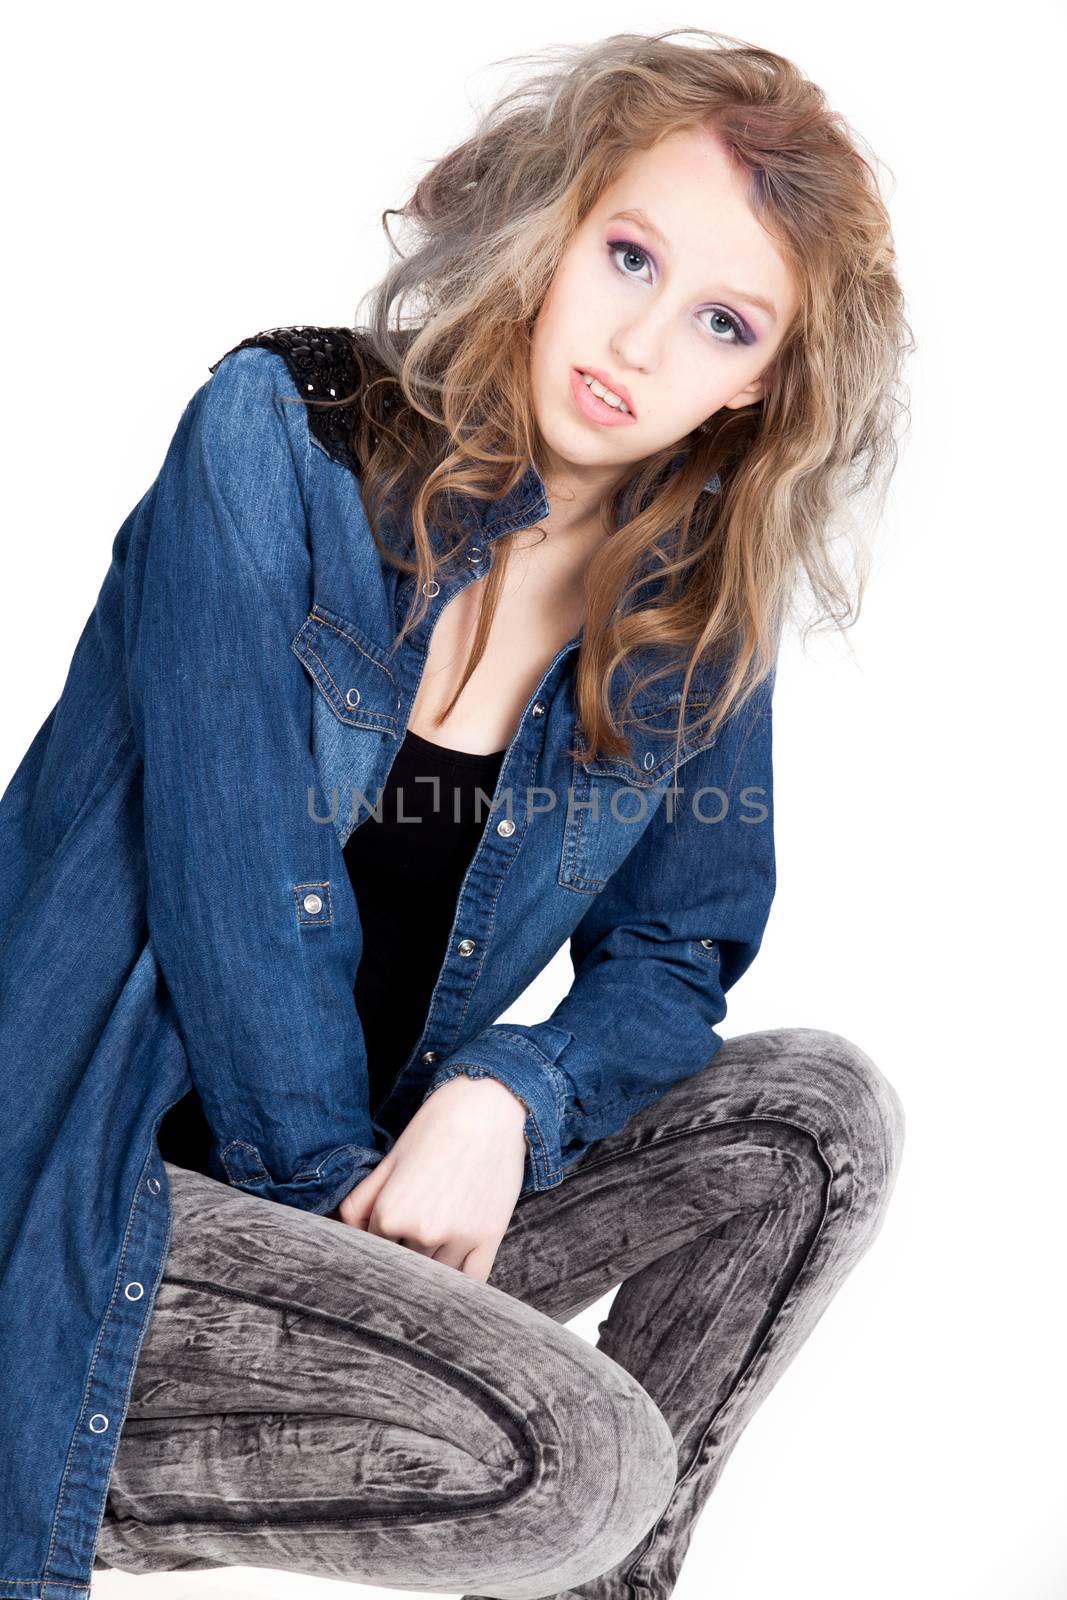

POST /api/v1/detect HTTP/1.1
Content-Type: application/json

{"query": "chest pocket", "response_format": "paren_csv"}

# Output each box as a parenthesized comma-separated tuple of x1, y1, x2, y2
(291, 602, 400, 847)
(559, 692, 718, 894)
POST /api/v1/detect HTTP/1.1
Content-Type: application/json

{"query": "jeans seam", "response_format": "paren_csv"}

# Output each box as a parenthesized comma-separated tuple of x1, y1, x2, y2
(606, 1115, 836, 1593)
(567, 1112, 830, 1212)
(131, 1272, 541, 1534)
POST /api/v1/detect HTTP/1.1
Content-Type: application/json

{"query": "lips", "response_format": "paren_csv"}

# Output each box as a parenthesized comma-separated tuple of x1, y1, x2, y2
(569, 368, 638, 428)
(576, 366, 637, 417)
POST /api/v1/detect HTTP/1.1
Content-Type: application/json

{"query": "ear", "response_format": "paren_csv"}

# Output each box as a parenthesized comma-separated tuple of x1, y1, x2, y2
(721, 375, 765, 410)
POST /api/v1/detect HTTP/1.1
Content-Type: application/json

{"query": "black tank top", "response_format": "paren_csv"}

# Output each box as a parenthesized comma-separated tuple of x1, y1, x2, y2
(158, 725, 506, 1172)
(345, 726, 507, 1118)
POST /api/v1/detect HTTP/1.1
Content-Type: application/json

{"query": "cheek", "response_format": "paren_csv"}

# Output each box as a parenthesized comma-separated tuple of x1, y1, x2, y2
(693, 365, 747, 416)
(664, 370, 718, 429)
(539, 254, 593, 337)
(531, 299, 575, 398)
(531, 279, 564, 357)
(652, 382, 726, 449)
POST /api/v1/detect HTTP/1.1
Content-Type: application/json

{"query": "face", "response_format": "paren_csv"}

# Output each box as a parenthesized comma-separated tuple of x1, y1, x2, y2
(529, 124, 799, 507)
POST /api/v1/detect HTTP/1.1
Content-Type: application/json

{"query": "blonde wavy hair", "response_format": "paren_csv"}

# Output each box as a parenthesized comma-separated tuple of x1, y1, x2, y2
(301, 26, 914, 771)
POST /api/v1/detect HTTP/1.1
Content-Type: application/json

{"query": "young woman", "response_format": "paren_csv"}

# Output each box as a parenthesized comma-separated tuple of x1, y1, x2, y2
(0, 28, 912, 1600)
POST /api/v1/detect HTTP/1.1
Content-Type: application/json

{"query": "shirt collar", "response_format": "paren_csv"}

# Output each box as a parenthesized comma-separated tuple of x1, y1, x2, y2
(449, 455, 721, 549)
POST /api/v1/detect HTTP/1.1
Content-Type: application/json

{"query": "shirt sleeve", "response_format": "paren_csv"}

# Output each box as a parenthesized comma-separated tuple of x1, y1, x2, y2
(124, 346, 384, 1216)
(419, 664, 777, 1193)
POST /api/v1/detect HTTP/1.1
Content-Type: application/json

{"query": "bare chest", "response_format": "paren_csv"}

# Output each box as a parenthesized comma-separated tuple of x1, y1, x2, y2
(406, 536, 588, 754)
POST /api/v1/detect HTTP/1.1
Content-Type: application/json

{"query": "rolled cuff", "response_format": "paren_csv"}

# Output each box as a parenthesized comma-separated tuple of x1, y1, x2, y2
(420, 1027, 570, 1193)
(211, 1140, 386, 1215)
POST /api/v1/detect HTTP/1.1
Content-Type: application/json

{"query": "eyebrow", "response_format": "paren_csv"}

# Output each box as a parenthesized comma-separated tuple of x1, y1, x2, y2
(606, 207, 780, 325)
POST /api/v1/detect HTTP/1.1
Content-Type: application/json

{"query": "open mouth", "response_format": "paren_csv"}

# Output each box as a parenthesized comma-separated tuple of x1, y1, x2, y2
(570, 368, 638, 427)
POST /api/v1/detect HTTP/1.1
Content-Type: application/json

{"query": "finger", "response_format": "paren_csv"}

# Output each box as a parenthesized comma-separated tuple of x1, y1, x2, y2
(391, 1234, 440, 1258)
(459, 1240, 496, 1282)
(340, 1158, 392, 1228)
(430, 1237, 479, 1273)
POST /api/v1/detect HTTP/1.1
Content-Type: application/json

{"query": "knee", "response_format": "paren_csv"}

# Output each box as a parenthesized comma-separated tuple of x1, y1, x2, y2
(792, 1026, 906, 1199)
(510, 1361, 676, 1598)
(561, 1372, 676, 1575)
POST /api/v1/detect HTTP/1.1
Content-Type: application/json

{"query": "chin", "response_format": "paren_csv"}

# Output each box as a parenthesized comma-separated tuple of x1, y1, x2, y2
(538, 417, 614, 475)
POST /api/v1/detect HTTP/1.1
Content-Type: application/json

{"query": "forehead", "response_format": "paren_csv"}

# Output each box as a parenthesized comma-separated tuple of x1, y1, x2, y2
(597, 127, 749, 208)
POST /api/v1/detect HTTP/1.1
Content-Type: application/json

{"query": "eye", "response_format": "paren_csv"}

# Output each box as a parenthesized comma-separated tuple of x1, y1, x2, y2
(606, 238, 753, 347)
(608, 238, 654, 283)
(700, 308, 749, 346)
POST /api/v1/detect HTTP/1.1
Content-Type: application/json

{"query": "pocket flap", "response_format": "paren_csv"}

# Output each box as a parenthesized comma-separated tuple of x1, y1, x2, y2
(291, 603, 400, 734)
(580, 691, 718, 788)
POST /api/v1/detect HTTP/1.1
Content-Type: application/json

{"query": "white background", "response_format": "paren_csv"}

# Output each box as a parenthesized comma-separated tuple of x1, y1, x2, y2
(1, 3, 1064, 1597)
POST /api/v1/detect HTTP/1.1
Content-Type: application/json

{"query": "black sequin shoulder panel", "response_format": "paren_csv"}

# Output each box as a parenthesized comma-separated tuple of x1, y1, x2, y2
(208, 324, 364, 474)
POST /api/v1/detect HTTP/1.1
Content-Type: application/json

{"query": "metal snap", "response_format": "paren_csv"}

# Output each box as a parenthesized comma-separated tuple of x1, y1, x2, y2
(531, 702, 545, 718)
(302, 893, 323, 916)
(643, 751, 655, 769)
(467, 546, 484, 564)
(88, 1414, 109, 1434)
(422, 579, 441, 598)
(421, 1049, 438, 1064)
(496, 818, 516, 837)
(457, 938, 476, 957)
(345, 687, 361, 708)
(125, 1282, 145, 1301)
(700, 937, 716, 950)
(146, 1177, 160, 1195)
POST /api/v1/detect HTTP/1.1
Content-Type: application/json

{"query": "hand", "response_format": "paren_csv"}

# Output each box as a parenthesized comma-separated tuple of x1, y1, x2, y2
(329, 1073, 528, 1281)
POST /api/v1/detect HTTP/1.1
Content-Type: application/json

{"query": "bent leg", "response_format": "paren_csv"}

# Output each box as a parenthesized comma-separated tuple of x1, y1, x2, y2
(478, 1025, 907, 1600)
(96, 1160, 677, 1600)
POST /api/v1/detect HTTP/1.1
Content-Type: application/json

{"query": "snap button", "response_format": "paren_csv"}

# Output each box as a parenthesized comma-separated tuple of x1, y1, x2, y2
(466, 545, 484, 563)
(422, 579, 441, 598)
(88, 1414, 109, 1434)
(531, 702, 545, 718)
(421, 1049, 438, 1064)
(302, 892, 323, 916)
(700, 937, 716, 950)
(125, 1282, 145, 1301)
(496, 818, 516, 837)
(643, 751, 655, 769)
(345, 687, 361, 708)
(146, 1177, 160, 1195)
(457, 938, 476, 957)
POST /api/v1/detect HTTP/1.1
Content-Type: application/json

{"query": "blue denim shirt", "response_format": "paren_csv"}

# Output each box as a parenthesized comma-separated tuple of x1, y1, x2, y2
(0, 335, 775, 1593)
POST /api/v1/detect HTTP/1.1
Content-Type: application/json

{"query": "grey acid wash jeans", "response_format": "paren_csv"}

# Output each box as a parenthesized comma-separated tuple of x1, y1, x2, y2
(94, 1026, 905, 1598)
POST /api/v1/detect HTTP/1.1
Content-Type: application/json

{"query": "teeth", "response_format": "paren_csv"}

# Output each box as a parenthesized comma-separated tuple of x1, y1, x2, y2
(581, 371, 630, 413)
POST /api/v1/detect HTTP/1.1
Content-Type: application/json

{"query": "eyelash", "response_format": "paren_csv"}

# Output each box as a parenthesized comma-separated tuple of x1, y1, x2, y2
(606, 239, 754, 347)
